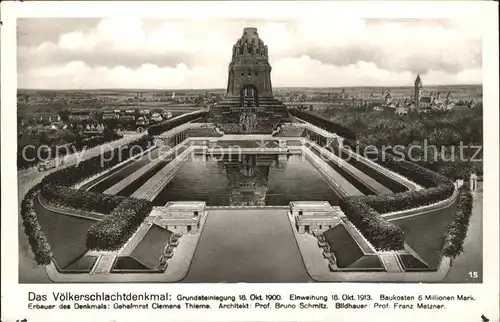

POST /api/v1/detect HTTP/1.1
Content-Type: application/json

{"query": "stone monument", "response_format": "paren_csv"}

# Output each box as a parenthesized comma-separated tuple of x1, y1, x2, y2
(209, 27, 289, 134)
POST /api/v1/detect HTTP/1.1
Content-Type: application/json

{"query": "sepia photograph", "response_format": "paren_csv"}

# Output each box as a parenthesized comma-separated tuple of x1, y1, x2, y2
(14, 16, 486, 284)
(2, 2, 499, 322)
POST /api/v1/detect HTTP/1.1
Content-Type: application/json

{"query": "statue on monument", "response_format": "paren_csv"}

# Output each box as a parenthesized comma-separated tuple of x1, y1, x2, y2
(264, 45, 268, 57)
(242, 41, 248, 54)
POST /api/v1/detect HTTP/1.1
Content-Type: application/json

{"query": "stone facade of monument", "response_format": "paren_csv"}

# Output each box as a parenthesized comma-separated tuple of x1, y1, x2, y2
(209, 27, 289, 134)
(227, 27, 273, 99)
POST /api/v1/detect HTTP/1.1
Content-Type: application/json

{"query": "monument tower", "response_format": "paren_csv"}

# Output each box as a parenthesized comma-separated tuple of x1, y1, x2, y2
(227, 27, 273, 101)
(209, 27, 289, 133)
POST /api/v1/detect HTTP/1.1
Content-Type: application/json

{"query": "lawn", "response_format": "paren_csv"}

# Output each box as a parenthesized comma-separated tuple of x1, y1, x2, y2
(63, 255, 99, 272)
(324, 225, 364, 268)
(35, 199, 96, 269)
(393, 205, 457, 268)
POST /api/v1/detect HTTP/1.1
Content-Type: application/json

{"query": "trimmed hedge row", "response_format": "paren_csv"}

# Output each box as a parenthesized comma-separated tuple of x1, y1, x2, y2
(20, 185, 53, 265)
(442, 187, 473, 259)
(79, 133, 123, 150)
(86, 198, 153, 250)
(41, 135, 152, 187)
(148, 111, 208, 136)
(289, 109, 357, 140)
(20, 135, 154, 265)
(341, 141, 455, 215)
(314, 135, 455, 250)
(363, 184, 454, 214)
(18, 131, 123, 171)
(40, 184, 125, 214)
(373, 153, 453, 189)
(336, 147, 455, 250)
(339, 198, 405, 251)
(344, 141, 454, 189)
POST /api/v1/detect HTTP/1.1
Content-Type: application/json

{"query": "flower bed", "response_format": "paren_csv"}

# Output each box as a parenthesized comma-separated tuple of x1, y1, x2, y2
(86, 198, 153, 251)
(441, 187, 474, 259)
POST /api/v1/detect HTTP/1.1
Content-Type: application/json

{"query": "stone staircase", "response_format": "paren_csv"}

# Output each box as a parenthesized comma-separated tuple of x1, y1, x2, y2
(379, 253, 404, 272)
(209, 95, 289, 134)
(92, 254, 117, 275)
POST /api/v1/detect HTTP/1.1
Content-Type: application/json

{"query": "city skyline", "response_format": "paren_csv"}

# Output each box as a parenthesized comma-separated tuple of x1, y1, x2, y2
(18, 18, 482, 89)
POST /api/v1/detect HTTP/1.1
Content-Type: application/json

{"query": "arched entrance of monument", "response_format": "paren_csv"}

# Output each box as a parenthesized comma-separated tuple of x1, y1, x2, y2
(240, 84, 259, 107)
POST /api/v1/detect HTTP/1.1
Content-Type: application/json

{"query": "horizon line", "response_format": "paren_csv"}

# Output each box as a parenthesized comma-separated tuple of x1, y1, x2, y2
(18, 83, 483, 91)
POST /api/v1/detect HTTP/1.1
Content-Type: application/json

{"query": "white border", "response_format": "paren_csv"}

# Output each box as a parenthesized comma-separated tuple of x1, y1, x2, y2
(1, 2, 498, 322)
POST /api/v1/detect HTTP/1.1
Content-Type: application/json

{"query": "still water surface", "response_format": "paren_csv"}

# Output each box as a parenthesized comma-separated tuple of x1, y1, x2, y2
(152, 154, 339, 206)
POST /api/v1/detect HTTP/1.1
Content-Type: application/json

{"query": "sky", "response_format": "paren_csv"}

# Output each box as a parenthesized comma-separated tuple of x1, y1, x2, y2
(17, 18, 482, 89)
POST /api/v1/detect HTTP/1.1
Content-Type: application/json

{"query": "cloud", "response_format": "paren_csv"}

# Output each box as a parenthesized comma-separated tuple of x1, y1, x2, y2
(17, 18, 482, 89)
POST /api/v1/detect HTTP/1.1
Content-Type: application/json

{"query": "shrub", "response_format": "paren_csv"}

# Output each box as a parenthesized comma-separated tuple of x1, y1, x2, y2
(339, 198, 405, 251)
(19, 185, 53, 266)
(86, 198, 153, 251)
(40, 184, 125, 214)
(442, 188, 474, 259)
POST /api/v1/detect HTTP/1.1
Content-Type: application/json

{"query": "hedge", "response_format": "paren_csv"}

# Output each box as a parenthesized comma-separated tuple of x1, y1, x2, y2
(344, 141, 454, 189)
(147, 111, 208, 137)
(86, 198, 153, 250)
(78, 132, 122, 150)
(363, 184, 454, 214)
(339, 198, 405, 251)
(288, 109, 357, 140)
(40, 184, 125, 214)
(20, 135, 152, 266)
(41, 135, 151, 187)
(20, 185, 53, 265)
(333, 141, 456, 250)
(21, 117, 205, 266)
(442, 187, 474, 258)
(339, 141, 455, 215)
(18, 132, 123, 171)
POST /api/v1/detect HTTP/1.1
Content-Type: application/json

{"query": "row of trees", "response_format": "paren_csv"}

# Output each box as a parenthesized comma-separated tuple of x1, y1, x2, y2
(17, 128, 123, 170)
(316, 104, 483, 180)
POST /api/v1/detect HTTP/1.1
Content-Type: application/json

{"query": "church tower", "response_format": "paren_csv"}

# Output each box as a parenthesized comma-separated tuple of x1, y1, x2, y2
(414, 74, 423, 108)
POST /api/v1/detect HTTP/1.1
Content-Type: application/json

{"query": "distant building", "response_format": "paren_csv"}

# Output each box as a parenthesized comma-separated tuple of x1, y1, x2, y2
(395, 106, 409, 115)
(412, 74, 455, 112)
(455, 97, 476, 108)
(31, 113, 60, 124)
(383, 92, 396, 108)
